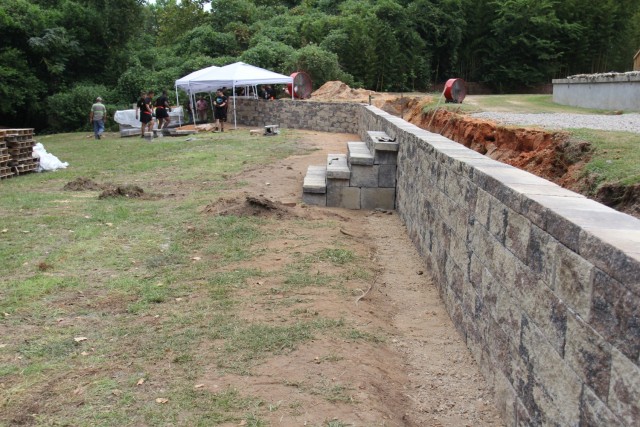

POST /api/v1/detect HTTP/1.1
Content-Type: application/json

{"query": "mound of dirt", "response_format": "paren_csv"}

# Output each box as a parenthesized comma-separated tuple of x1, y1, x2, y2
(98, 184, 145, 199)
(203, 194, 299, 219)
(63, 177, 106, 191)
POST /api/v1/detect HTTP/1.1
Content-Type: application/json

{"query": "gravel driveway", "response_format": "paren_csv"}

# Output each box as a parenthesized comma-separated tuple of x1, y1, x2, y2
(470, 112, 640, 134)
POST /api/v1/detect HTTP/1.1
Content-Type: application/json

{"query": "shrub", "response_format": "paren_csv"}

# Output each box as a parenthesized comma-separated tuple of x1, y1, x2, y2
(47, 84, 115, 132)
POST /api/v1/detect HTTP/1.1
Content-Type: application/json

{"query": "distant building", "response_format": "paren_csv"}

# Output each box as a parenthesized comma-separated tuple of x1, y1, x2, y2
(635, 48, 640, 71)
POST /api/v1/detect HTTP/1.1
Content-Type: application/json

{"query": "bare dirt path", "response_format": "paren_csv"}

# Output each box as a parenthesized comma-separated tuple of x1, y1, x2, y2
(221, 128, 504, 425)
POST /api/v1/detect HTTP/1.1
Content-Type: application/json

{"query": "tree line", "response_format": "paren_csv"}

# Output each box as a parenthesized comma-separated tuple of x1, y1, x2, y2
(1, 0, 639, 131)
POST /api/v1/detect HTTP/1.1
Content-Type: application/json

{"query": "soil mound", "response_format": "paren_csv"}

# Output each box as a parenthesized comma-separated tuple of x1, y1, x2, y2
(98, 184, 145, 199)
(204, 194, 298, 219)
(63, 177, 105, 191)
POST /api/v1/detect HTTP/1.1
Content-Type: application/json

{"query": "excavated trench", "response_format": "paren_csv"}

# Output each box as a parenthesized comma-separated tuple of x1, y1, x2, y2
(384, 98, 639, 218)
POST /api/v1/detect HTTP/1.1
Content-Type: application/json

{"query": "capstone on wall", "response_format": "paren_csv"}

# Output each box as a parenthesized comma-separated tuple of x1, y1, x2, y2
(234, 99, 640, 426)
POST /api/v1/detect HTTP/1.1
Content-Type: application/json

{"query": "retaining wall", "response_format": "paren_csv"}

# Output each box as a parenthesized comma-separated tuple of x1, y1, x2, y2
(234, 99, 640, 425)
(552, 73, 640, 111)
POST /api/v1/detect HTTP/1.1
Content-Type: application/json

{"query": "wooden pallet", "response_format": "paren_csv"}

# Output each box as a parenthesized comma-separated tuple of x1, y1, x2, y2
(0, 166, 14, 179)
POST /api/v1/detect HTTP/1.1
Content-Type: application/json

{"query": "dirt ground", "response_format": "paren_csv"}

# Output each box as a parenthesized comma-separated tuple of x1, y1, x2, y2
(207, 129, 504, 426)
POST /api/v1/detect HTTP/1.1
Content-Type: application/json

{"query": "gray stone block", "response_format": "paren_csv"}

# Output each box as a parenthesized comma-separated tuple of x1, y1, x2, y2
(553, 245, 594, 318)
(302, 165, 326, 194)
(326, 153, 350, 179)
(589, 269, 640, 362)
(608, 348, 640, 427)
(378, 164, 396, 188)
(374, 150, 397, 165)
(565, 313, 612, 401)
(302, 192, 326, 206)
(360, 187, 395, 210)
(347, 141, 374, 165)
(350, 164, 379, 188)
(327, 186, 360, 209)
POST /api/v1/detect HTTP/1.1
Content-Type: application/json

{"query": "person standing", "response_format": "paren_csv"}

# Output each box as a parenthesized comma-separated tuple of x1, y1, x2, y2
(155, 90, 172, 129)
(89, 96, 107, 140)
(213, 89, 228, 132)
(196, 96, 208, 123)
(137, 90, 154, 137)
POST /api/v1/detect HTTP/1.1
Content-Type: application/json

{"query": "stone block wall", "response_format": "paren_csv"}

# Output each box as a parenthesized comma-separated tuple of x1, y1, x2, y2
(234, 99, 640, 425)
(359, 105, 640, 426)
(232, 98, 360, 133)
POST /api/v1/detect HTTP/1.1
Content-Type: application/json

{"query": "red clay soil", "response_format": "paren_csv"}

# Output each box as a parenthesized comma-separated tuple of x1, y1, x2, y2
(401, 98, 639, 218)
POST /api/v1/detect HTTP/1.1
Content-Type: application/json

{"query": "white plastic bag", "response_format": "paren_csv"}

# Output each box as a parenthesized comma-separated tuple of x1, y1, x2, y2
(33, 143, 69, 172)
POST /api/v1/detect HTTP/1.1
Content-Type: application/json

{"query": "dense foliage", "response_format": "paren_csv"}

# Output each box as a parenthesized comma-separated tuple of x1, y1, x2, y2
(1, 0, 639, 131)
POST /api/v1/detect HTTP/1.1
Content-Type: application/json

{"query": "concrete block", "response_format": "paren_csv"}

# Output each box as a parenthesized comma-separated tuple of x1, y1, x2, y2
(505, 209, 531, 262)
(526, 224, 558, 287)
(326, 153, 350, 179)
(565, 313, 612, 401)
(367, 130, 398, 151)
(302, 192, 326, 206)
(608, 348, 640, 427)
(580, 386, 625, 426)
(327, 186, 360, 209)
(589, 269, 640, 362)
(360, 187, 395, 210)
(553, 244, 594, 318)
(377, 164, 396, 188)
(350, 164, 379, 188)
(518, 316, 582, 426)
(374, 150, 398, 165)
(347, 141, 374, 165)
(302, 165, 326, 194)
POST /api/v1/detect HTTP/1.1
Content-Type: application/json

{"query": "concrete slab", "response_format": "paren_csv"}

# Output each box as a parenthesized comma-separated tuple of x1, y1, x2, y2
(302, 192, 326, 206)
(367, 131, 399, 152)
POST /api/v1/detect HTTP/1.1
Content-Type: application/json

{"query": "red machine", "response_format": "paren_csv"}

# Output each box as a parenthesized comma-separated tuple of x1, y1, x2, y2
(287, 72, 313, 99)
(443, 78, 467, 103)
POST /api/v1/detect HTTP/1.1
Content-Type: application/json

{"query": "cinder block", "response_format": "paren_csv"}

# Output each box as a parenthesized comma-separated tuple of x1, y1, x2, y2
(327, 186, 360, 209)
(350, 164, 379, 188)
(378, 164, 396, 187)
(361, 187, 395, 210)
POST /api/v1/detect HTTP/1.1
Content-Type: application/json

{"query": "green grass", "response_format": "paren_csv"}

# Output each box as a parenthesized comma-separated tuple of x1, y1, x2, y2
(0, 128, 386, 426)
(570, 129, 640, 188)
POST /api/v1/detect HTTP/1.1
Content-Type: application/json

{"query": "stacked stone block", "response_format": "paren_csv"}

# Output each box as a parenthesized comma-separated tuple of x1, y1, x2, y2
(302, 131, 397, 210)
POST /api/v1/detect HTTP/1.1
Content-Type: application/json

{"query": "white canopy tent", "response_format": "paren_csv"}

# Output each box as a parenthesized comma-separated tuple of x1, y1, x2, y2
(174, 62, 294, 128)
(174, 65, 220, 125)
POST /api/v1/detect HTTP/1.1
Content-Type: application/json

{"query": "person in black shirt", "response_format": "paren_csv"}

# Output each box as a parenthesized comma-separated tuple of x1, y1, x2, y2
(213, 89, 228, 132)
(155, 90, 171, 129)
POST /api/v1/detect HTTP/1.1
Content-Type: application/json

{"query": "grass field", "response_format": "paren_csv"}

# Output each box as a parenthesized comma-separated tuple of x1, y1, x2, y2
(0, 130, 381, 426)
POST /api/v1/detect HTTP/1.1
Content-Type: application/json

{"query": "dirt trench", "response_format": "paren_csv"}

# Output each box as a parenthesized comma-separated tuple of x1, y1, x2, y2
(399, 99, 639, 218)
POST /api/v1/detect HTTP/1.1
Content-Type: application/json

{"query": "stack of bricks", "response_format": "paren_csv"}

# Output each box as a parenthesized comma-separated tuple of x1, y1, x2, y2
(0, 130, 12, 179)
(5, 129, 38, 176)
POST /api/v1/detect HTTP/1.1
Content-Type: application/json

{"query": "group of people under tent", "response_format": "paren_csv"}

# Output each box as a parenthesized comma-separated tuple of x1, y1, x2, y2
(135, 89, 228, 136)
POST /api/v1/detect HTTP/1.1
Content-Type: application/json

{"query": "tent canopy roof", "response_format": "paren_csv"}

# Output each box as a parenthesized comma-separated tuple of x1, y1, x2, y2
(175, 62, 292, 94)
